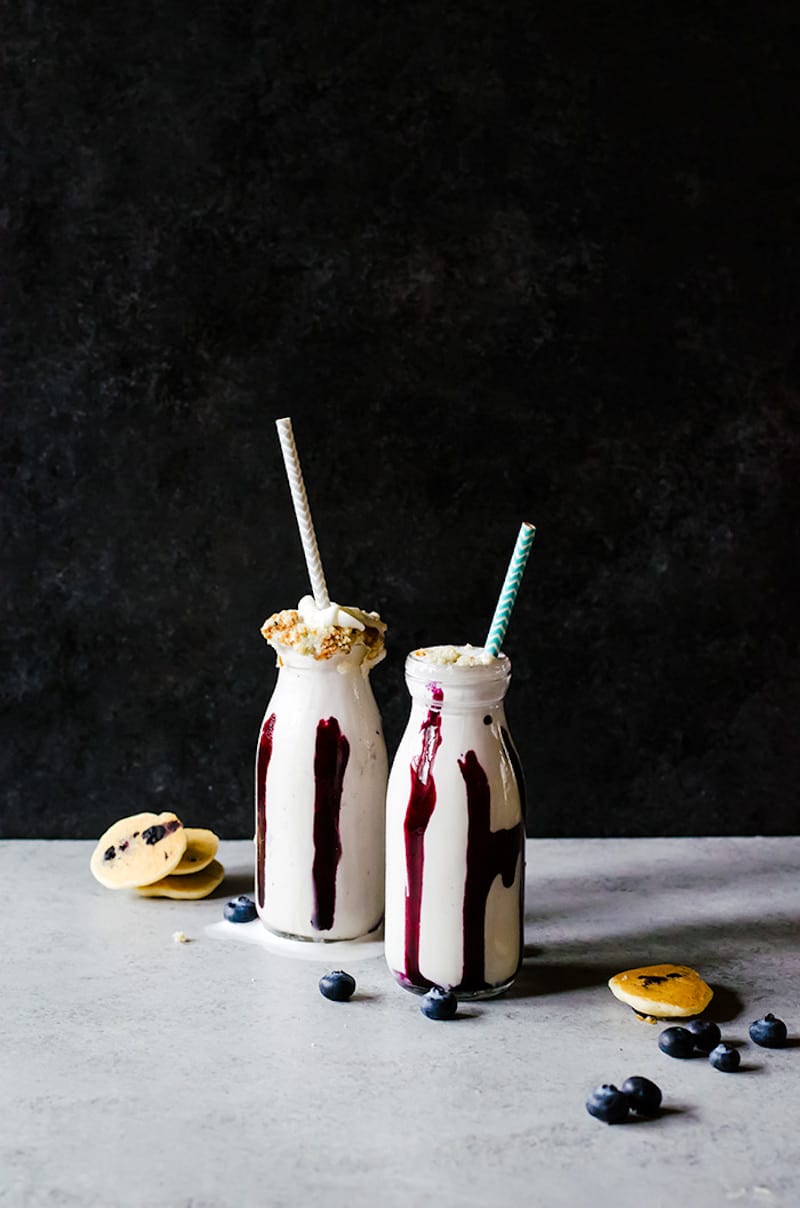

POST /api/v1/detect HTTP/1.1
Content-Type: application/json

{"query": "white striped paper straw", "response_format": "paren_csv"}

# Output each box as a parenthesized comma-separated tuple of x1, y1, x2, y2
(275, 417, 330, 609)
(484, 522, 536, 657)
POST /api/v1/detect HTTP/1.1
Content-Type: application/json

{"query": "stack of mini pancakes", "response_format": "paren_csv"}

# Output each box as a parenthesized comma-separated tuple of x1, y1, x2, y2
(90, 811, 224, 899)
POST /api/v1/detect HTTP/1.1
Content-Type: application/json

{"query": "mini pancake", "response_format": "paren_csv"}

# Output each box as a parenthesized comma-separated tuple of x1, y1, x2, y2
(135, 859, 225, 900)
(170, 828, 219, 875)
(608, 963, 713, 1018)
(90, 812, 187, 889)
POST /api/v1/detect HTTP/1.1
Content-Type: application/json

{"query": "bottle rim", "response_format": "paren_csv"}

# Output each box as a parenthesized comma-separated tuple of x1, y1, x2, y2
(404, 647, 511, 683)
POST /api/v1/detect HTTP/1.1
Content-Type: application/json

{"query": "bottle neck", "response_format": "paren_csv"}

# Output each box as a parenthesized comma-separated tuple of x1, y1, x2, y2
(404, 651, 511, 711)
(272, 642, 384, 676)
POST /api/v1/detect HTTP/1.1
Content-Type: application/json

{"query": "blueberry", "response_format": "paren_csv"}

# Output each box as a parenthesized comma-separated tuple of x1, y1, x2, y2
(749, 1013, 788, 1049)
(585, 1084, 630, 1124)
(621, 1075, 662, 1116)
(319, 970, 356, 1002)
(420, 986, 458, 1021)
(658, 1026, 696, 1058)
(685, 1019, 722, 1053)
(223, 895, 257, 924)
(709, 1043, 741, 1072)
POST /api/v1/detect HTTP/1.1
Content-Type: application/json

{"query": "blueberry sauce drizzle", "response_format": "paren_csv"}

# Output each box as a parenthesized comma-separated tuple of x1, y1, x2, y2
(402, 694, 443, 987)
(457, 749, 524, 992)
(311, 717, 350, 931)
(255, 712, 277, 909)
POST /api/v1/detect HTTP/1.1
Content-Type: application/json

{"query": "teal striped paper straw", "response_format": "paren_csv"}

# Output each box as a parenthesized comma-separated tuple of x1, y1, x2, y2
(484, 522, 536, 657)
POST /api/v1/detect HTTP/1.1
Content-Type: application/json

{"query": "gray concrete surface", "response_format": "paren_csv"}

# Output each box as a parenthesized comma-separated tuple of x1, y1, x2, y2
(1, 838, 798, 1208)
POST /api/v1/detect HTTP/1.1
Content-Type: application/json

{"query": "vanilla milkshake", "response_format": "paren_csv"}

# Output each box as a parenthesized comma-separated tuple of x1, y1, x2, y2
(384, 646, 525, 997)
(256, 596, 387, 941)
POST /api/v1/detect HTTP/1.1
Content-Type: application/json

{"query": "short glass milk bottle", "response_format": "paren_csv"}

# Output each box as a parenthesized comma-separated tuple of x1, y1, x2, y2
(255, 627, 388, 942)
(384, 646, 526, 997)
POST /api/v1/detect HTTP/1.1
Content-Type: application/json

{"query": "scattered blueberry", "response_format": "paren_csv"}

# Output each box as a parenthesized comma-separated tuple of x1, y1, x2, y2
(658, 1026, 696, 1059)
(420, 986, 458, 1021)
(685, 1019, 722, 1053)
(586, 1084, 630, 1124)
(749, 1013, 788, 1049)
(621, 1075, 662, 1116)
(223, 895, 257, 924)
(709, 1043, 741, 1072)
(319, 970, 356, 1002)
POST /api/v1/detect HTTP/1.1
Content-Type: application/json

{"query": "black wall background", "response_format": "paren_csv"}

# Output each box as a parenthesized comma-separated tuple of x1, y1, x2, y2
(3, 2, 799, 838)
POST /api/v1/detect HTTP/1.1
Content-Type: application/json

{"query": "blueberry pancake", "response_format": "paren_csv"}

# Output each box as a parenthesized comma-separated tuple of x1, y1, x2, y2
(608, 963, 713, 1018)
(135, 859, 225, 899)
(90, 812, 187, 889)
(170, 827, 219, 875)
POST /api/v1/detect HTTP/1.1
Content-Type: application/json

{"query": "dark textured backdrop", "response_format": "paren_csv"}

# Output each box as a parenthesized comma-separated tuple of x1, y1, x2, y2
(3, 2, 799, 838)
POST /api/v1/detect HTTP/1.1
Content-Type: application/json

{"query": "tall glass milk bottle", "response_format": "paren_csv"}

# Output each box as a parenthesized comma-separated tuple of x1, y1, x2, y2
(255, 639, 388, 942)
(385, 647, 526, 997)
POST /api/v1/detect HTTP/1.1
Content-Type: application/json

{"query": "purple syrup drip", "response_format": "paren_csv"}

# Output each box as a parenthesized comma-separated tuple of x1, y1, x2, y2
(255, 713, 277, 909)
(311, 717, 350, 931)
(402, 705, 443, 987)
(457, 749, 525, 993)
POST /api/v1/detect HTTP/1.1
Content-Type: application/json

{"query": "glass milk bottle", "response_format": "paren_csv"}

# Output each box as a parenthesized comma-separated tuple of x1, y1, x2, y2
(385, 647, 526, 997)
(255, 641, 388, 941)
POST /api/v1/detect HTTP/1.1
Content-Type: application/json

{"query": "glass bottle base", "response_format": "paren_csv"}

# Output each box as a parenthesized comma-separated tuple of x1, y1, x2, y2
(260, 915, 384, 944)
(390, 968, 516, 1000)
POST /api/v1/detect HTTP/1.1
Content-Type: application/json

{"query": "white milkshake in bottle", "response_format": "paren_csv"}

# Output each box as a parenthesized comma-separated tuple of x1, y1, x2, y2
(384, 644, 526, 997)
(256, 595, 388, 941)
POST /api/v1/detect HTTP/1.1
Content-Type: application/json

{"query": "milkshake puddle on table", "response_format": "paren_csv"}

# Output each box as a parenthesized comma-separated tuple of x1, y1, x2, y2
(256, 595, 388, 942)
